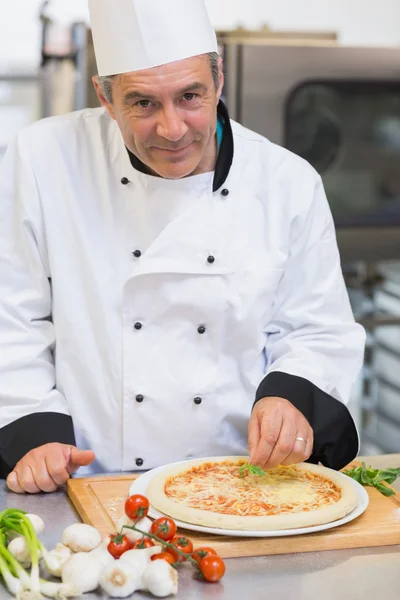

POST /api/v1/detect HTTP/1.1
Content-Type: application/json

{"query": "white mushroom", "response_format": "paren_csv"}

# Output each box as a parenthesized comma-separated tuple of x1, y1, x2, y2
(116, 514, 152, 544)
(119, 547, 159, 574)
(99, 563, 141, 598)
(62, 523, 102, 553)
(142, 560, 178, 597)
(61, 552, 102, 594)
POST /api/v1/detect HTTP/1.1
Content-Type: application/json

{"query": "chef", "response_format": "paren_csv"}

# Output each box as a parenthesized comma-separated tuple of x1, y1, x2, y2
(0, 0, 365, 494)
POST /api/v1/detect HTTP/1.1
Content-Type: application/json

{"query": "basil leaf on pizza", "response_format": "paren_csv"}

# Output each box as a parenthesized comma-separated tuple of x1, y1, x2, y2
(238, 463, 265, 478)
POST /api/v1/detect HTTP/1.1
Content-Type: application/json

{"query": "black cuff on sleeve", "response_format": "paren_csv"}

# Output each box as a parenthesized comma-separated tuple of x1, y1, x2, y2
(254, 371, 359, 471)
(0, 412, 76, 479)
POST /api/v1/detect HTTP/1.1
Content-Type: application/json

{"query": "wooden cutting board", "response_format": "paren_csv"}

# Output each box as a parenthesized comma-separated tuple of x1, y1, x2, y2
(67, 465, 400, 558)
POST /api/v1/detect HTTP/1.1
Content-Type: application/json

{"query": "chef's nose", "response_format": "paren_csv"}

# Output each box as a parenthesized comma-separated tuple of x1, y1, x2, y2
(156, 104, 188, 142)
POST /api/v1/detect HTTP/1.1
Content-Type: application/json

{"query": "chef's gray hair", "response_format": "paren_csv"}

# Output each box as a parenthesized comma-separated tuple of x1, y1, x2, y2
(97, 52, 220, 104)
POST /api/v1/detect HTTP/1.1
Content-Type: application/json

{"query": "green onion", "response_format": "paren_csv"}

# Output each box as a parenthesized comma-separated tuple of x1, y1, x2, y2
(0, 553, 22, 596)
(0, 509, 42, 594)
(0, 538, 31, 590)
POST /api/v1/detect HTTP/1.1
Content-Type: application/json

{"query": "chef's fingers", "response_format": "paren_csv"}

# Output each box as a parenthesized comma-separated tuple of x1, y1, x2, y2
(296, 425, 313, 462)
(248, 413, 261, 462)
(6, 471, 25, 494)
(28, 456, 59, 493)
(45, 451, 71, 486)
(280, 422, 314, 466)
(304, 430, 314, 462)
(67, 447, 96, 474)
(280, 435, 309, 466)
(12, 464, 42, 494)
(262, 420, 297, 469)
(249, 409, 283, 468)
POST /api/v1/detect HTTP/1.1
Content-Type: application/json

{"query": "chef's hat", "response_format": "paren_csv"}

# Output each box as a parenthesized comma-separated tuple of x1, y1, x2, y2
(88, 0, 218, 77)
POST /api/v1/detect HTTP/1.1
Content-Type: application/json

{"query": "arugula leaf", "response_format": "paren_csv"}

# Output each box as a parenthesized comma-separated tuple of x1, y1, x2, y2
(374, 468, 400, 485)
(375, 482, 396, 497)
(343, 466, 362, 483)
(343, 463, 400, 497)
(239, 463, 265, 478)
(360, 462, 373, 485)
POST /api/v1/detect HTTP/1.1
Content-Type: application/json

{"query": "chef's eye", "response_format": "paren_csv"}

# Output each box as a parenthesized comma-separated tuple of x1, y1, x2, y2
(135, 99, 152, 109)
(182, 93, 198, 102)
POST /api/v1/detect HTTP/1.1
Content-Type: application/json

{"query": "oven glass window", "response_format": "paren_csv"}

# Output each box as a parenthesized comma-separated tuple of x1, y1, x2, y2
(285, 82, 400, 227)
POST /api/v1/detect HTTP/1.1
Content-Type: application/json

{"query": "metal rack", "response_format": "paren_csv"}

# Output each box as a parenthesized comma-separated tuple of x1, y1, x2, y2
(39, 1, 89, 116)
(345, 263, 400, 453)
(0, 2, 91, 160)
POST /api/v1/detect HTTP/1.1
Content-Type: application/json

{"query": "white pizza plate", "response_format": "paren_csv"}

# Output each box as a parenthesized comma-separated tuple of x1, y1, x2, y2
(129, 459, 369, 538)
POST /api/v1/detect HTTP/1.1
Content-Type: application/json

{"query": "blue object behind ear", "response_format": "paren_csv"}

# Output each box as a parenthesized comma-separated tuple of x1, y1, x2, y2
(217, 116, 224, 151)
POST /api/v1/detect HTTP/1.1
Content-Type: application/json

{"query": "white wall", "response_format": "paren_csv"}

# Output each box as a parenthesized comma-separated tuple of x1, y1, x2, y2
(1, 0, 400, 70)
(207, 0, 400, 47)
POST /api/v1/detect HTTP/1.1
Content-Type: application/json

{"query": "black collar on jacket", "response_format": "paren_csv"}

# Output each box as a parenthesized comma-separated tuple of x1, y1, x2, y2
(126, 100, 234, 192)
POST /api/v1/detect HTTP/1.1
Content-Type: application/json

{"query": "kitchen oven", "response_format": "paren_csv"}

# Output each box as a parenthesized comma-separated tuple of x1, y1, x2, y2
(220, 38, 400, 263)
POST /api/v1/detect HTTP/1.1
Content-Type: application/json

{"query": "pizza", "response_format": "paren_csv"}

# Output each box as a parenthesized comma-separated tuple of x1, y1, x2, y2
(146, 456, 359, 530)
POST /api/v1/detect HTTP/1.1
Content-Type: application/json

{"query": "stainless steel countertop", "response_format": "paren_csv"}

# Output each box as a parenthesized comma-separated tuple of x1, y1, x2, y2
(1, 455, 399, 600)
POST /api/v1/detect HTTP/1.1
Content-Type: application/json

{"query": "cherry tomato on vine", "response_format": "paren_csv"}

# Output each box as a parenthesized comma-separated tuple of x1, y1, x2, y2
(192, 546, 217, 564)
(168, 535, 194, 562)
(199, 555, 226, 582)
(107, 534, 131, 559)
(124, 494, 149, 520)
(131, 537, 155, 549)
(150, 517, 177, 541)
(151, 552, 176, 565)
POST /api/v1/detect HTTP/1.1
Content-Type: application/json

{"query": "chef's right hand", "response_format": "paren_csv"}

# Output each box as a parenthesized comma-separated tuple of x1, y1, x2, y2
(6, 443, 95, 494)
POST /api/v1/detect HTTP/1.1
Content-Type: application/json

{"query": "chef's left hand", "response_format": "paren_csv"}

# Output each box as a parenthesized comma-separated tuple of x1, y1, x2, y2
(248, 396, 313, 469)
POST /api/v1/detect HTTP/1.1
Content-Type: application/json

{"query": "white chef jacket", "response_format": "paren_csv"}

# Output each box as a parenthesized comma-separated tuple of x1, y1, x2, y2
(0, 107, 366, 475)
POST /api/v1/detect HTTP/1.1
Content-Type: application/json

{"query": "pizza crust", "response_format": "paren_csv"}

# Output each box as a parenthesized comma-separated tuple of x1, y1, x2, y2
(146, 456, 359, 531)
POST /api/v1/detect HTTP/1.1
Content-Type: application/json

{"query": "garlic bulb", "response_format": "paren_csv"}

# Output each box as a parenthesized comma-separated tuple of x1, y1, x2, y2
(62, 523, 102, 553)
(89, 543, 115, 568)
(142, 560, 178, 597)
(119, 547, 159, 574)
(7, 536, 31, 567)
(116, 514, 152, 545)
(99, 563, 141, 598)
(53, 543, 72, 565)
(42, 543, 72, 577)
(61, 552, 102, 593)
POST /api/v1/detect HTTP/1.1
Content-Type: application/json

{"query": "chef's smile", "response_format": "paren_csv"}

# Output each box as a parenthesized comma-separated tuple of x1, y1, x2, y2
(152, 140, 196, 158)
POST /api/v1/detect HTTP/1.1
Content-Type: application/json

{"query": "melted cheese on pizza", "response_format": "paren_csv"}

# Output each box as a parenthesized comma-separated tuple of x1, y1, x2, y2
(164, 461, 341, 516)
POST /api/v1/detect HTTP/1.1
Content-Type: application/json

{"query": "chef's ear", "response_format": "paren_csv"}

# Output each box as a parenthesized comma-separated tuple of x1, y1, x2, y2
(216, 56, 224, 102)
(92, 75, 117, 120)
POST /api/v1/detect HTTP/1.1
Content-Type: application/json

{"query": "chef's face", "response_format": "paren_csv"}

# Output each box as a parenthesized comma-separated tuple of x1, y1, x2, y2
(93, 55, 224, 179)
